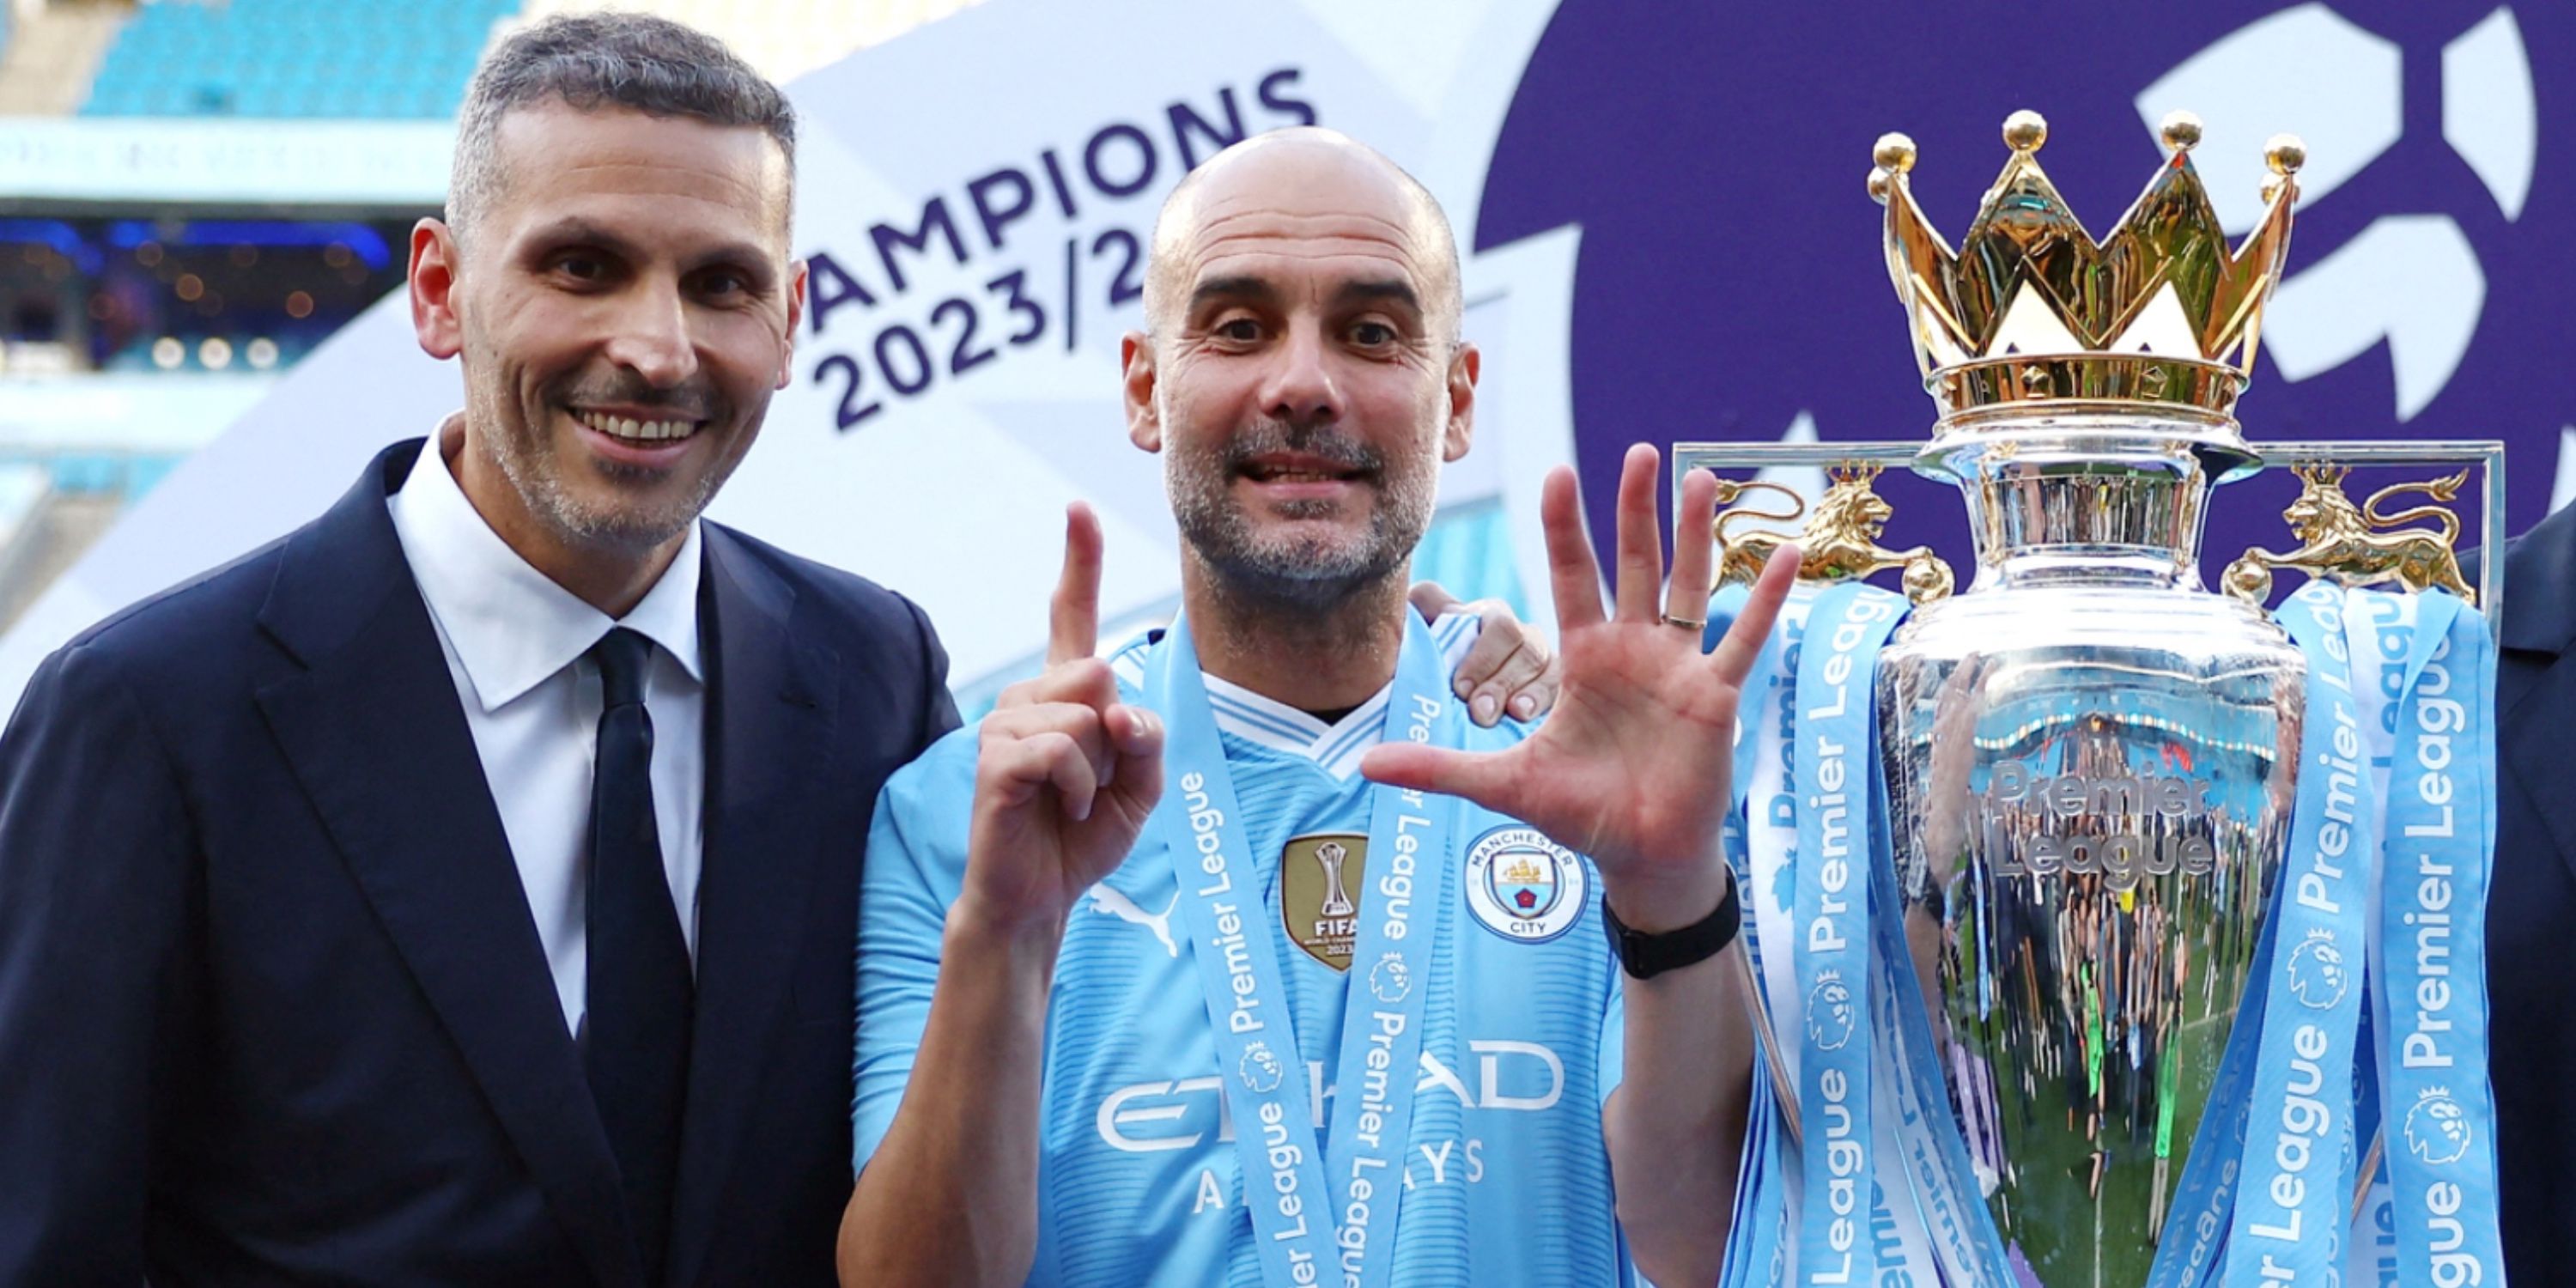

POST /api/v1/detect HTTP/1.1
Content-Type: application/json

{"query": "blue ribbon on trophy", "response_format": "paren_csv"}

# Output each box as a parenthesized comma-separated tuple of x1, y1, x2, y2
(2354, 590, 2506, 1285)
(1691, 105, 2507, 1288)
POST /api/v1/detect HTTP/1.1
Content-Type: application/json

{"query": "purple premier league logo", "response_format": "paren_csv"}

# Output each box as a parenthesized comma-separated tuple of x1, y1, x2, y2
(1481, 2, 2575, 563)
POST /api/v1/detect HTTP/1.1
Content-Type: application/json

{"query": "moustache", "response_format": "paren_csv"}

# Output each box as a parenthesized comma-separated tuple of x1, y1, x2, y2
(1219, 421, 1382, 477)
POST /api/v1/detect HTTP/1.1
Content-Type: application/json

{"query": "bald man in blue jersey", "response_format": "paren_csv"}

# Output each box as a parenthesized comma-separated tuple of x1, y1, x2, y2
(836, 128, 1791, 1288)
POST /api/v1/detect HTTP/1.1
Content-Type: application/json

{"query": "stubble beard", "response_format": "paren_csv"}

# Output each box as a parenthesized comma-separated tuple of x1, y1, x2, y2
(470, 361, 740, 556)
(1168, 417, 1437, 630)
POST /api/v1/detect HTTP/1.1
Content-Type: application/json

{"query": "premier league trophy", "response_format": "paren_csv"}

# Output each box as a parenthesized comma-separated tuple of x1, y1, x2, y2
(1687, 111, 2508, 1287)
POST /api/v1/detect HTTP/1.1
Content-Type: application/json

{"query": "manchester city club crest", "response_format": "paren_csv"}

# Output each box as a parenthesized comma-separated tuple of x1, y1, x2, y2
(1463, 826, 1588, 943)
(1280, 832, 1367, 970)
(2285, 932, 2349, 1010)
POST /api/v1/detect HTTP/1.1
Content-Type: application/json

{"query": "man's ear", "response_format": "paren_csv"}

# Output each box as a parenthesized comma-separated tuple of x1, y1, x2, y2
(410, 218, 464, 361)
(1122, 331, 1163, 453)
(1441, 342, 1480, 462)
(779, 258, 809, 390)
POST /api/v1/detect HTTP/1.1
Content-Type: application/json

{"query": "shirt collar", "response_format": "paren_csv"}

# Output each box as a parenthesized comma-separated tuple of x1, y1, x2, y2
(390, 421, 704, 713)
(1109, 611, 1480, 779)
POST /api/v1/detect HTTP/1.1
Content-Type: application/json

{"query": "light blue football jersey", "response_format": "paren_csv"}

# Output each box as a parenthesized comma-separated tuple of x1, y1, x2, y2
(856, 617, 1634, 1288)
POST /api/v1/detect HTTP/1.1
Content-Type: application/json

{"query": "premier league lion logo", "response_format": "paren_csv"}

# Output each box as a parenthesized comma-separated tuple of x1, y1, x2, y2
(1238, 1041, 1285, 1095)
(1805, 972, 1858, 1052)
(2285, 933, 2351, 1009)
(2405, 1091, 2475, 1166)
(1368, 951, 1413, 1006)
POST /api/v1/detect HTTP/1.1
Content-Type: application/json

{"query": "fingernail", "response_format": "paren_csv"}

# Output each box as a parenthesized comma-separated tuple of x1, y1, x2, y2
(1454, 677, 1473, 699)
(1510, 694, 1537, 720)
(1473, 694, 1499, 724)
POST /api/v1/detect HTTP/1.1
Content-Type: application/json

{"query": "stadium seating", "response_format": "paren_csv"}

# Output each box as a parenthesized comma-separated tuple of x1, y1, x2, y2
(82, 0, 519, 118)
(513, 0, 980, 89)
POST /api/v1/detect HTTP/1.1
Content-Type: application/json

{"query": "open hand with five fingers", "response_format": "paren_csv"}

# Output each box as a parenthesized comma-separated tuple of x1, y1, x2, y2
(961, 503, 1166, 936)
(1361, 444, 1800, 933)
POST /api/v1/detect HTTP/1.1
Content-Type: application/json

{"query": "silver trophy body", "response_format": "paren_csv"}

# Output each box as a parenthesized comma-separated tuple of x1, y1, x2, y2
(1876, 410, 2302, 1284)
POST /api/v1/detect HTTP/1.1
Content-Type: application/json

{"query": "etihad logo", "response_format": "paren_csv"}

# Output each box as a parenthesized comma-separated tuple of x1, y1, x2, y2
(1095, 1041, 1567, 1153)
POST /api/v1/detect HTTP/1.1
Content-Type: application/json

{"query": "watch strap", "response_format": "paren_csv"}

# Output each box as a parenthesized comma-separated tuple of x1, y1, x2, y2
(1601, 874, 1741, 980)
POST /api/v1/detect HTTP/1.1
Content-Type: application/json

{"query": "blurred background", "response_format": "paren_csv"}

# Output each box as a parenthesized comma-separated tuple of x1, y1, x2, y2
(1, 1, 2563, 711)
(0, 0, 981, 635)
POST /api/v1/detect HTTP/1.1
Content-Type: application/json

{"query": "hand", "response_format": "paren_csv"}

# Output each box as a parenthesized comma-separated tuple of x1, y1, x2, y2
(1409, 581, 1562, 726)
(962, 504, 1165, 936)
(1362, 446, 1797, 932)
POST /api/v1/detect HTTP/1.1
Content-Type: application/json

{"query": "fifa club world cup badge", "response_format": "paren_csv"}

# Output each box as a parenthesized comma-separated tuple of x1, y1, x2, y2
(1280, 833, 1367, 970)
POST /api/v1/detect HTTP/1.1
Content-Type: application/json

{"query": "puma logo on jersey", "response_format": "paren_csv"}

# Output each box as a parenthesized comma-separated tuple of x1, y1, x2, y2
(1086, 883, 1181, 957)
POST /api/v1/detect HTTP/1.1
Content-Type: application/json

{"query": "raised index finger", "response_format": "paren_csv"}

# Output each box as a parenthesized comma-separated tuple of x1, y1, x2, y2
(1048, 502, 1104, 666)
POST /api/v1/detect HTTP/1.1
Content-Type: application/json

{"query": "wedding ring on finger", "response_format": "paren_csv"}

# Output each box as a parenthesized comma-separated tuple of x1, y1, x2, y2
(1662, 613, 1707, 632)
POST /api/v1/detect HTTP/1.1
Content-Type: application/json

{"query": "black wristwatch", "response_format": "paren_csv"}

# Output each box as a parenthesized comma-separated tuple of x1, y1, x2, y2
(1601, 874, 1741, 980)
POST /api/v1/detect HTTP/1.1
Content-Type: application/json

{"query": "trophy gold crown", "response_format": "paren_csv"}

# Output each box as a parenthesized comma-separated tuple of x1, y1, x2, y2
(1870, 109, 2304, 421)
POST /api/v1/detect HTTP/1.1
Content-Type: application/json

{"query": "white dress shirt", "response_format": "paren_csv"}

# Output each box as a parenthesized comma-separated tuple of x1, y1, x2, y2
(388, 426, 706, 1036)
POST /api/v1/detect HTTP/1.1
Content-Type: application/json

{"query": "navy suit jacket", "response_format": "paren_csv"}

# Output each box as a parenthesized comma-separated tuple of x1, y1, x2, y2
(0, 440, 959, 1286)
(2477, 502, 2576, 1281)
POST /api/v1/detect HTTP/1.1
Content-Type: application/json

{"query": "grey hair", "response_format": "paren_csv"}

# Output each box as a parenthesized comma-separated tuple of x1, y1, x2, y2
(447, 12, 796, 240)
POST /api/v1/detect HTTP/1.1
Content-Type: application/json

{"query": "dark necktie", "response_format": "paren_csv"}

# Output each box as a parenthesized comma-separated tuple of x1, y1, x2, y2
(585, 627, 691, 1286)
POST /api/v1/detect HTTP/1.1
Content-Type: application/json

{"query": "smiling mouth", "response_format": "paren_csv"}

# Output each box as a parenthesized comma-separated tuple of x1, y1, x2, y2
(1239, 456, 1366, 485)
(572, 406, 706, 445)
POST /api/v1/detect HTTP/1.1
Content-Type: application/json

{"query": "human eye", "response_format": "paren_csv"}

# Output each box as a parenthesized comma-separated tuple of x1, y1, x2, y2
(549, 250, 615, 286)
(694, 268, 751, 300)
(1348, 319, 1400, 347)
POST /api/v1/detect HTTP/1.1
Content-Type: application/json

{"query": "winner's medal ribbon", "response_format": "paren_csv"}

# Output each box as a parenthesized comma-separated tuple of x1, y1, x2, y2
(1146, 611, 1460, 1288)
(2222, 582, 2382, 1285)
(1789, 581, 1905, 1287)
(2355, 590, 2506, 1287)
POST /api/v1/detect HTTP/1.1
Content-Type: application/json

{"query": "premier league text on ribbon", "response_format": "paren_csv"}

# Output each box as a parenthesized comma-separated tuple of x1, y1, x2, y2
(2395, 643, 2465, 1078)
(1180, 773, 1266, 1036)
(1333, 691, 1441, 1282)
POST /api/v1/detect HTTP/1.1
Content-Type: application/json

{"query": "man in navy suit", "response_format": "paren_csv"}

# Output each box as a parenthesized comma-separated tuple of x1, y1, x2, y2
(0, 15, 930, 1286)
(2481, 501, 2576, 1283)
(0, 15, 1555, 1286)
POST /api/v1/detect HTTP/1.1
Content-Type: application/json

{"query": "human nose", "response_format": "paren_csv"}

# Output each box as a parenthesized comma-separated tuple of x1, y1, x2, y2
(600, 275, 699, 389)
(1257, 322, 1340, 425)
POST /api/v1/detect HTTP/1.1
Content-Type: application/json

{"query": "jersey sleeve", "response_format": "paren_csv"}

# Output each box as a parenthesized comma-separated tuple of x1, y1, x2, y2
(852, 725, 980, 1171)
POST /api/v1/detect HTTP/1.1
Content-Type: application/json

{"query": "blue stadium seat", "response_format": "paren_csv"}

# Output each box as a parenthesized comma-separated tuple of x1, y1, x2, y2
(83, 0, 516, 119)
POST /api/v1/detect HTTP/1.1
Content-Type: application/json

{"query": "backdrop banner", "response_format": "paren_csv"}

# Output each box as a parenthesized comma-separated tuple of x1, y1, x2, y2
(4, 0, 2565, 710)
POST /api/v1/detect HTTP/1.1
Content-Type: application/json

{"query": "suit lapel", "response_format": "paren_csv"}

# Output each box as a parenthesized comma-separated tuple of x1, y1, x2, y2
(252, 442, 639, 1288)
(665, 530, 838, 1288)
